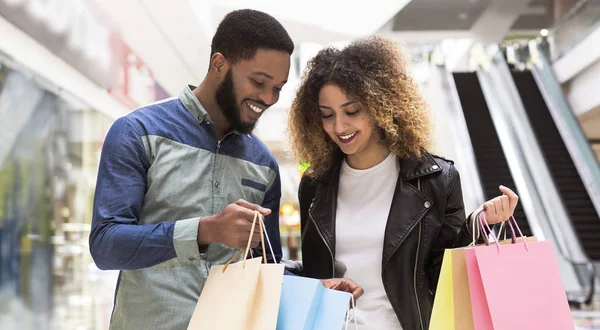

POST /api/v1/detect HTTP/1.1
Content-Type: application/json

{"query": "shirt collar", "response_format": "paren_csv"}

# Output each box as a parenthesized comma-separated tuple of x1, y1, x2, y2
(179, 85, 211, 124)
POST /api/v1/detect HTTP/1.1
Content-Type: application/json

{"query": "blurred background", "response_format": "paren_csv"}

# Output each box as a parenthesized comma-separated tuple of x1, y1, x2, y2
(0, 0, 599, 329)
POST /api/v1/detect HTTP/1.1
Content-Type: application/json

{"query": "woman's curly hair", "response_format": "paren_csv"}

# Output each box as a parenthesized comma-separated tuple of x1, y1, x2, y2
(288, 36, 431, 179)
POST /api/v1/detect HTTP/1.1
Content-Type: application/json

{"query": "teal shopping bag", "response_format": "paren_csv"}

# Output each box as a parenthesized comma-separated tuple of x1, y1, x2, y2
(276, 275, 353, 330)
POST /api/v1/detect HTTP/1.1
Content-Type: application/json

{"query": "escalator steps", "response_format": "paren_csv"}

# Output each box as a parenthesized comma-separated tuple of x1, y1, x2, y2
(512, 71, 600, 261)
(452, 72, 533, 237)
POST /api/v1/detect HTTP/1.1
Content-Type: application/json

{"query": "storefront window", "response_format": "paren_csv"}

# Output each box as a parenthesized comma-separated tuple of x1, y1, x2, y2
(0, 57, 114, 329)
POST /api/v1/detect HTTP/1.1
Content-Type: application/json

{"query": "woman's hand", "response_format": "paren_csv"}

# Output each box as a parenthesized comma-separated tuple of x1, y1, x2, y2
(474, 185, 519, 225)
(321, 278, 364, 302)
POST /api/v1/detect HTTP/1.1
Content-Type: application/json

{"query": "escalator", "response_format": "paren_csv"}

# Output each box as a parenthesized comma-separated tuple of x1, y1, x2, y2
(511, 71, 600, 261)
(452, 72, 532, 236)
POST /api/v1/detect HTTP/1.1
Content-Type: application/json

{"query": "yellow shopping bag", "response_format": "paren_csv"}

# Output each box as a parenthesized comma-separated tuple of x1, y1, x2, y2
(187, 211, 285, 330)
(430, 249, 456, 330)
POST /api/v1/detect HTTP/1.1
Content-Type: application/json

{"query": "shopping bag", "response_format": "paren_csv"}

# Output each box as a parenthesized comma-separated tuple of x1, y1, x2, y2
(431, 215, 539, 330)
(187, 211, 285, 330)
(451, 247, 474, 330)
(276, 275, 353, 330)
(313, 288, 355, 329)
(429, 250, 456, 330)
(466, 214, 574, 330)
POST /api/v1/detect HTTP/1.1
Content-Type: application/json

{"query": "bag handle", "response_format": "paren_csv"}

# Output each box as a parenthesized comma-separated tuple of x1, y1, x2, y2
(505, 215, 529, 250)
(260, 213, 278, 265)
(477, 212, 529, 252)
(477, 211, 500, 248)
(497, 219, 518, 244)
(222, 210, 269, 272)
(344, 295, 358, 330)
(470, 209, 483, 247)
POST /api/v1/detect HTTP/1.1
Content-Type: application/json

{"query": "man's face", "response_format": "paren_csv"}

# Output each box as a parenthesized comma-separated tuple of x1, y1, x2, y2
(215, 49, 290, 134)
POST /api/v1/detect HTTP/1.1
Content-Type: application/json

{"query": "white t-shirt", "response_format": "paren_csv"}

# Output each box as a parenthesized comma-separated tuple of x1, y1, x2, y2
(336, 153, 403, 330)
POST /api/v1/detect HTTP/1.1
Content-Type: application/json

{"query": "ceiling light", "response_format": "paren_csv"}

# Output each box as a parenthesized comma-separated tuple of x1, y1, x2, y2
(540, 29, 549, 36)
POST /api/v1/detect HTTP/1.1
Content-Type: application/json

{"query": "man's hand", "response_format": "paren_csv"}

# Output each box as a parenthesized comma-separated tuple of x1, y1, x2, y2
(321, 278, 364, 302)
(197, 199, 271, 248)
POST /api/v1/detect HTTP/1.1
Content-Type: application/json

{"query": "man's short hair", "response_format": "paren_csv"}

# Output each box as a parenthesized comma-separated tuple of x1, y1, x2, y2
(211, 9, 294, 63)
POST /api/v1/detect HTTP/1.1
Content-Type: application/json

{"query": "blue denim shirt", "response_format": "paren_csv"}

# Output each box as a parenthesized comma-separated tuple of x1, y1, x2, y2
(90, 86, 282, 329)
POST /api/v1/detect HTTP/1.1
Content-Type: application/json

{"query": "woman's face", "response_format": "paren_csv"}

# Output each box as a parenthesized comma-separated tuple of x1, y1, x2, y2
(318, 84, 378, 157)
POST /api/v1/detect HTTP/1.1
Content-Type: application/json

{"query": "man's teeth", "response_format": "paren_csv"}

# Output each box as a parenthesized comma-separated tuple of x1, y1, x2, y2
(248, 103, 264, 113)
(340, 132, 357, 140)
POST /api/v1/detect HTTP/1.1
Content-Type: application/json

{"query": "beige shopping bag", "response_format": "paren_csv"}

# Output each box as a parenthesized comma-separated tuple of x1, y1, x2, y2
(187, 211, 285, 330)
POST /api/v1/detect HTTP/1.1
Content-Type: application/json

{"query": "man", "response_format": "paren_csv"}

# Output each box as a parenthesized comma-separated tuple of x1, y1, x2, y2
(91, 9, 360, 329)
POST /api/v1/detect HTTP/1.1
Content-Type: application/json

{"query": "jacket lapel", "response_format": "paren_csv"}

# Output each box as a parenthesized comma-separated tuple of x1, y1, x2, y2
(308, 161, 342, 256)
(309, 178, 338, 253)
(382, 154, 441, 266)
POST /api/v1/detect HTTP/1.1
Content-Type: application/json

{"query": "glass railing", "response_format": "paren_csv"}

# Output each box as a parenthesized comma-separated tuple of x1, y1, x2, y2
(529, 42, 600, 219)
(552, 0, 600, 60)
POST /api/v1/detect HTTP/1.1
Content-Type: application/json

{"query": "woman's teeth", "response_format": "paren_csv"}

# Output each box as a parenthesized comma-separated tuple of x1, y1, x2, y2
(248, 102, 264, 113)
(339, 132, 357, 140)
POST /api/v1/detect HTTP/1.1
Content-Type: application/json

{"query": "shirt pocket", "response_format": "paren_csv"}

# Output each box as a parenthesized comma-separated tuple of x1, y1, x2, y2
(241, 178, 267, 192)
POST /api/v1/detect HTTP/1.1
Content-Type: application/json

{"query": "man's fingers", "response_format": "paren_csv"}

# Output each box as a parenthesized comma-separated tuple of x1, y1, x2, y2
(249, 231, 262, 247)
(235, 199, 271, 215)
(236, 206, 261, 223)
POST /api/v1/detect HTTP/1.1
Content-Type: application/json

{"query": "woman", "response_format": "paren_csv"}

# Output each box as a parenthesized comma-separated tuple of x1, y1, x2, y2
(287, 36, 519, 330)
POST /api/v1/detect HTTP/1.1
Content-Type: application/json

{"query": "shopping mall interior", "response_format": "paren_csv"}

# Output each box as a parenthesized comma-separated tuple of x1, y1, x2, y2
(1, 0, 600, 329)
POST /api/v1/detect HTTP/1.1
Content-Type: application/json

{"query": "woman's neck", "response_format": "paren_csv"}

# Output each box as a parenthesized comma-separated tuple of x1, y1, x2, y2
(345, 144, 391, 170)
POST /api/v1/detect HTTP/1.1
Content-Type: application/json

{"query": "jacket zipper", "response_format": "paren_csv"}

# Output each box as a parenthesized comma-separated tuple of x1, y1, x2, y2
(414, 178, 424, 330)
(414, 222, 424, 330)
(308, 204, 335, 278)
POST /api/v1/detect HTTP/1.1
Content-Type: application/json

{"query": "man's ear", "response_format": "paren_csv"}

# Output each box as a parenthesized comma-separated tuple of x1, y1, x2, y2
(210, 52, 229, 78)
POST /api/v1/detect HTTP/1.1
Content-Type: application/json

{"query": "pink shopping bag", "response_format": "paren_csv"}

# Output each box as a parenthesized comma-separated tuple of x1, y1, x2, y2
(466, 213, 574, 330)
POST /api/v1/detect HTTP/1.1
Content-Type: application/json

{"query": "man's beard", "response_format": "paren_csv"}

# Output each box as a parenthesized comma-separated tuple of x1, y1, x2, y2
(215, 70, 255, 134)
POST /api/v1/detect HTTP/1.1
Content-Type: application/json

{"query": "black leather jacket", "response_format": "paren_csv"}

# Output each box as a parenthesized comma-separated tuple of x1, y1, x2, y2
(298, 152, 473, 330)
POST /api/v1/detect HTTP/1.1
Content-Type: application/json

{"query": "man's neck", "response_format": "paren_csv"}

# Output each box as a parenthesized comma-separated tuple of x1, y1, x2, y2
(193, 82, 231, 140)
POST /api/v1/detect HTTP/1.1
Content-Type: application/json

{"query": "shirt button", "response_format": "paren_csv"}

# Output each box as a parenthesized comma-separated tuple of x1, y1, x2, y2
(424, 201, 431, 208)
(432, 165, 439, 170)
